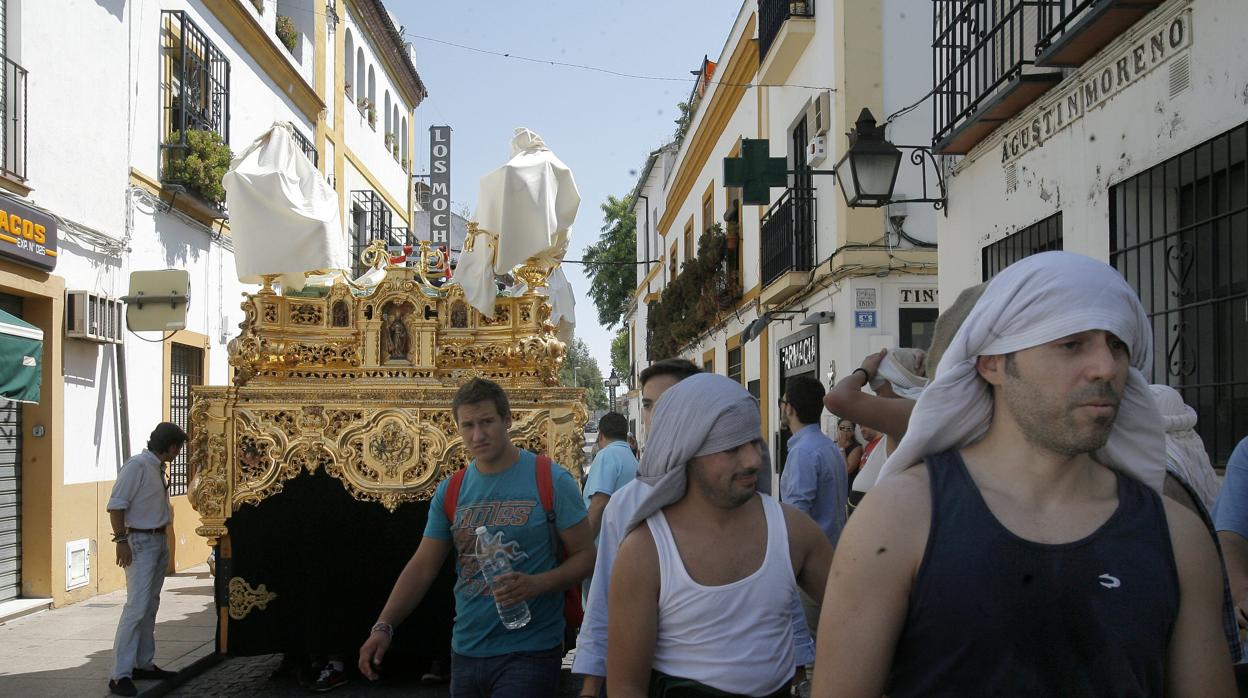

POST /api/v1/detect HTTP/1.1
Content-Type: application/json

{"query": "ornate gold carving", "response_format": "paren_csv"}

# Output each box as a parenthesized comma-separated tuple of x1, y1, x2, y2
(513, 257, 552, 291)
(228, 577, 278, 620)
(190, 265, 593, 541)
(290, 304, 323, 325)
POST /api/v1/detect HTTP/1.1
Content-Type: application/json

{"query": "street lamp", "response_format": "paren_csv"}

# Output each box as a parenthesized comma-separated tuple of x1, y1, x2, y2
(834, 108, 903, 208)
(604, 369, 620, 412)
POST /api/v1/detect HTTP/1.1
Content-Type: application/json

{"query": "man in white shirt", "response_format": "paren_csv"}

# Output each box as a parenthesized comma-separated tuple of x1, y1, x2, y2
(106, 422, 187, 697)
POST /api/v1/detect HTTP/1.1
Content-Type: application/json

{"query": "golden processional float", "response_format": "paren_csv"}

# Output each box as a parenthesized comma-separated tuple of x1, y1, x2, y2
(186, 125, 586, 658)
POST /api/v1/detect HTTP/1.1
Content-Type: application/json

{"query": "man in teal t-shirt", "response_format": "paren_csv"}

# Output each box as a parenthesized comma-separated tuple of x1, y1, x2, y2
(359, 378, 594, 696)
(582, 412, 638, 544)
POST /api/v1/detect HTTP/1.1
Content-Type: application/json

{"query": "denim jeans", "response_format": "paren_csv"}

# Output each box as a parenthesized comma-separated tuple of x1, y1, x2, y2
(111, 530, 169, 679)
(450, 645, 563, 697)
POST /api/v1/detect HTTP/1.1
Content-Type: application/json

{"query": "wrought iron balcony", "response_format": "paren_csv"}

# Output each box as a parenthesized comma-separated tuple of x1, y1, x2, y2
(760, 186, 816, 289)
(0, 55, 28, 182)
(932, 0, 1062, 154)
(289, 126, 318, 167)
(759, 0, 815, 64)
(349, 190, 394, 276)
(1035, 0, 1167, 66)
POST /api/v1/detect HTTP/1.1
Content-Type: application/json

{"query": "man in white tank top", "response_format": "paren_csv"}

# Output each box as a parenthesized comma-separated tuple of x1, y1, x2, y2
(608, 374, 833, 697)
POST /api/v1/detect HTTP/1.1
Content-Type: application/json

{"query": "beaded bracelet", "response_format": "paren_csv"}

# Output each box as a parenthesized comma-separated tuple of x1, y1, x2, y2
(371, 620, 395, 639)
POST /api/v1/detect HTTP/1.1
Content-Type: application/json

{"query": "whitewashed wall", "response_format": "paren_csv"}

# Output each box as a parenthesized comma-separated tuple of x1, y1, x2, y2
(937, 0, 1248, 305)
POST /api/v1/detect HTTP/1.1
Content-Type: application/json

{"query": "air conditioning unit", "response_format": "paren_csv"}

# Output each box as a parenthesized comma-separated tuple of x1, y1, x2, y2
(806, 90, 832, 137)
(807, 135, 828, 166)
(66, 290, 124, 344)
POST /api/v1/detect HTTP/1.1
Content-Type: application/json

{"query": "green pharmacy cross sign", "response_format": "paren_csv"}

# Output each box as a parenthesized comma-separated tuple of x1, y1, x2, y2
(723, 138, 835, 206)
(723, 139, 788, 206)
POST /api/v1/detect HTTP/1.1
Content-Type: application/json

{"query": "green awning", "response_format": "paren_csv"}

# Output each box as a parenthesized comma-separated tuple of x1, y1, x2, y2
(0, 308, 42, 403)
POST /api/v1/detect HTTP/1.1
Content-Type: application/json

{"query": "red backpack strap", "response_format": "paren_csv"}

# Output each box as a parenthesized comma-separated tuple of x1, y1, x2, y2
(535, 455, 556, 524)
(442, 468, 467, 527)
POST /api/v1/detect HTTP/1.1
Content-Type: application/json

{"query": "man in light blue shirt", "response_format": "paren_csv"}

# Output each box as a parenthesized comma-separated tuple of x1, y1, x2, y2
(779, 374, 847, 642)
(1213, 436, 1248, 629)
(582, 412, 637, 544)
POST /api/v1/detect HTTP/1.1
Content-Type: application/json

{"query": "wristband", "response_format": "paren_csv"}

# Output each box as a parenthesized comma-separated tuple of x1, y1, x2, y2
(852, 367, 872, 383)
(371, 620, 395, 639)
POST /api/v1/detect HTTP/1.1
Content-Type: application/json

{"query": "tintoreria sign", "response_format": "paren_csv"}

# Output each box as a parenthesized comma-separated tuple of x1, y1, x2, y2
(429, 125, 451, 244)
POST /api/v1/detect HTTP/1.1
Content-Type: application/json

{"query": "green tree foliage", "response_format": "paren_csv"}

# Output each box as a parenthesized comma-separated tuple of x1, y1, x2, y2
(559, 337, 608, 411)
(674, 99, 693, 143)
(583, 194, 636, 329)
(647, 224, 741, 359)
(610, 327, 630, 379)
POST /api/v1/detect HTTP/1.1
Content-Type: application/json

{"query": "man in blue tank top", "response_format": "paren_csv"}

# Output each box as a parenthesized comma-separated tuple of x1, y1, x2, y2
(812, 252, 1234, 697)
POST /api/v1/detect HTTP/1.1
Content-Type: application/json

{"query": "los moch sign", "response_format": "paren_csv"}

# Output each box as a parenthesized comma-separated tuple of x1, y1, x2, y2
(429, 125, 451, 244)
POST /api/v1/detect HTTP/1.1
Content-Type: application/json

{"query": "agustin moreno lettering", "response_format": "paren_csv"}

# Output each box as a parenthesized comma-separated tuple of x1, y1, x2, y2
(1000, 9, 1191, 165)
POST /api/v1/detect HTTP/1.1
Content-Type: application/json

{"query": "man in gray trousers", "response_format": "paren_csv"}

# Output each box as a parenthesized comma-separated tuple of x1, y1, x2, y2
(106, 422, 187, 696)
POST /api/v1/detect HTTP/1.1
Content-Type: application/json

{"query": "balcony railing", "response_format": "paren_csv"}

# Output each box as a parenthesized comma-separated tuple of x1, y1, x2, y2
(760, 0, 815, 64)
(1035, 0, 1167, 66)
(0, 55, 28, 181)
(350, 190, 393, 276)
(760, 186, 816, 288)
(289, 126, 318, 167)
(933, 0, 1062, 153)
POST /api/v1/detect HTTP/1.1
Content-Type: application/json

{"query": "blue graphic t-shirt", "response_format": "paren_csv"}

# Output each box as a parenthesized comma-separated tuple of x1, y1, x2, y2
(425, 449, 587, 657)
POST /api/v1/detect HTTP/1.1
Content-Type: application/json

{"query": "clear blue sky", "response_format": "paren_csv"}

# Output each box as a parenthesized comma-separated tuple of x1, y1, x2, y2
(390, 0, 738, 371)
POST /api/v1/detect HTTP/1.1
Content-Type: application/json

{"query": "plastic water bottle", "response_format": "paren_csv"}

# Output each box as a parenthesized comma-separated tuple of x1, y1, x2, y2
(475, 526, 531, 630)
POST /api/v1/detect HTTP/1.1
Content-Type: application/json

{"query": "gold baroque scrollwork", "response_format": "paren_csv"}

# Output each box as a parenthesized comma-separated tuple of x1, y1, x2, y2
(290, 304, 324, 325)
(228, 577, 278, 620)
(369, 422, 416, 478)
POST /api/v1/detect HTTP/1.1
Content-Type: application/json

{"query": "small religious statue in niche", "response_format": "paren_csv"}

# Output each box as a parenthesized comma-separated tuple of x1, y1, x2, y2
(386, 314, 410, 360)
(331, 300, 350, 328)
(450, 301, 469, 329)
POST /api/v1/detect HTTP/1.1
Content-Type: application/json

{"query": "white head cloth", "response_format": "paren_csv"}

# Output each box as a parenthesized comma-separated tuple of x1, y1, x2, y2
(878, 251, 1166, 493)
(1149, 384, 1221, 509)
(870, 348, 929, 399)
(627, 373, 765, 530)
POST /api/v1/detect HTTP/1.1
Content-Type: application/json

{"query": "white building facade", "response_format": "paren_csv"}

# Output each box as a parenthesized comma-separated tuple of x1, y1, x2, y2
(0, 0, 423, 608)
(934, 0, 1246, 466)
(623, 0, 941, 490)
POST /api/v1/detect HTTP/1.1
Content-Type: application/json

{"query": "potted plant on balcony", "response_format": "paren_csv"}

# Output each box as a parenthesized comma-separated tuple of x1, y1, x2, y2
(384, 133, 396, 149)
(275, 15, 297, 54)
(344, 81, 352, 95)
(249, 0, 264, 14)
(161, 129, 233, 217)
(392, 142, 401, 159)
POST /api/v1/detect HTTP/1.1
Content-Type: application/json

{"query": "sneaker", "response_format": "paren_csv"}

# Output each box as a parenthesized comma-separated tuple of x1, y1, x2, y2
(108, 677, 138, 697)
(420, 657, 450, 684)
(310, 661, 349, 693)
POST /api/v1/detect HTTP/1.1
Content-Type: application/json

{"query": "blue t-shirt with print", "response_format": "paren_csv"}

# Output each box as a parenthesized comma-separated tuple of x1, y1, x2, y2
(425, 449, 587, 657)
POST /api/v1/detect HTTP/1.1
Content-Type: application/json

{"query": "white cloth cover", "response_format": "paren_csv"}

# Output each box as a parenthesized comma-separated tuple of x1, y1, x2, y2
(1149, 384, 1221, 510)
(878, 251, 1166, 493)
(474, 128, 580, 273)
(542, 266, 575, 345)
(223, 122, 347, 291)
(455, 227, 499, 316)
(869, 348, 928, 399)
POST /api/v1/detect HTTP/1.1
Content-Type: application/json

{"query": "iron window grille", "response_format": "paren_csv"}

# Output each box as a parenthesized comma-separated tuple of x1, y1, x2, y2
(168, 343, 204, 497)
(1110, 120, 1248, 467)
(760, 186, 817, 288)
(933, 0, 1054, 148)
(161, 11, 229, 145)
(0, 55, 28, 182)
(759, 0, 815, 64)
(727, 346, 743, 385)
(350, 190, 393, 276)
(981, 211, 1063, 280)
(289, 127, 318, 167)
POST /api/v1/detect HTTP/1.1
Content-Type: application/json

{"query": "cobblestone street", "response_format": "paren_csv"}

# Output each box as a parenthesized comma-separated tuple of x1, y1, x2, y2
(168, 653, 584, 697)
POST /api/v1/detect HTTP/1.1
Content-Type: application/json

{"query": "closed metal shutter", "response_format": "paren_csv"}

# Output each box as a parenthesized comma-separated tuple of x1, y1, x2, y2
(0, 397, 20, 602)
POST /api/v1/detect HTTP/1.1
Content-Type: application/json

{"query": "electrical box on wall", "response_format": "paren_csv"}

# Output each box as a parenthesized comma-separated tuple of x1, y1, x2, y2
(66, 538, 90, 591)
(66, 291, 124, 343)
(807, 135, 827, 166)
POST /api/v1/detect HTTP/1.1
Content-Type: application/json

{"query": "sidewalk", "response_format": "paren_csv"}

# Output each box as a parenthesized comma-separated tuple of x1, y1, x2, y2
(0, 564, 218, 697)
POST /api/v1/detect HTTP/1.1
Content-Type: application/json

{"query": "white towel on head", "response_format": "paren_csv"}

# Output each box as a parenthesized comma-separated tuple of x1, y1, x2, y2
(877, 251, 1166, 493)
(869, 348, 928, 399)
(1149, 384, 1221, 510)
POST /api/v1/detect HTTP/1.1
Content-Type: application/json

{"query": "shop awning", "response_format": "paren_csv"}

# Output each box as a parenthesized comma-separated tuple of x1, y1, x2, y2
(0, 308, 42, 403)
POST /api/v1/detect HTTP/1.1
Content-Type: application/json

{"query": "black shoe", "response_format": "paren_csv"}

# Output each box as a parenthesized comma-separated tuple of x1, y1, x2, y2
(109, 677, 139, 697)
(133, 665, 178, 680)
